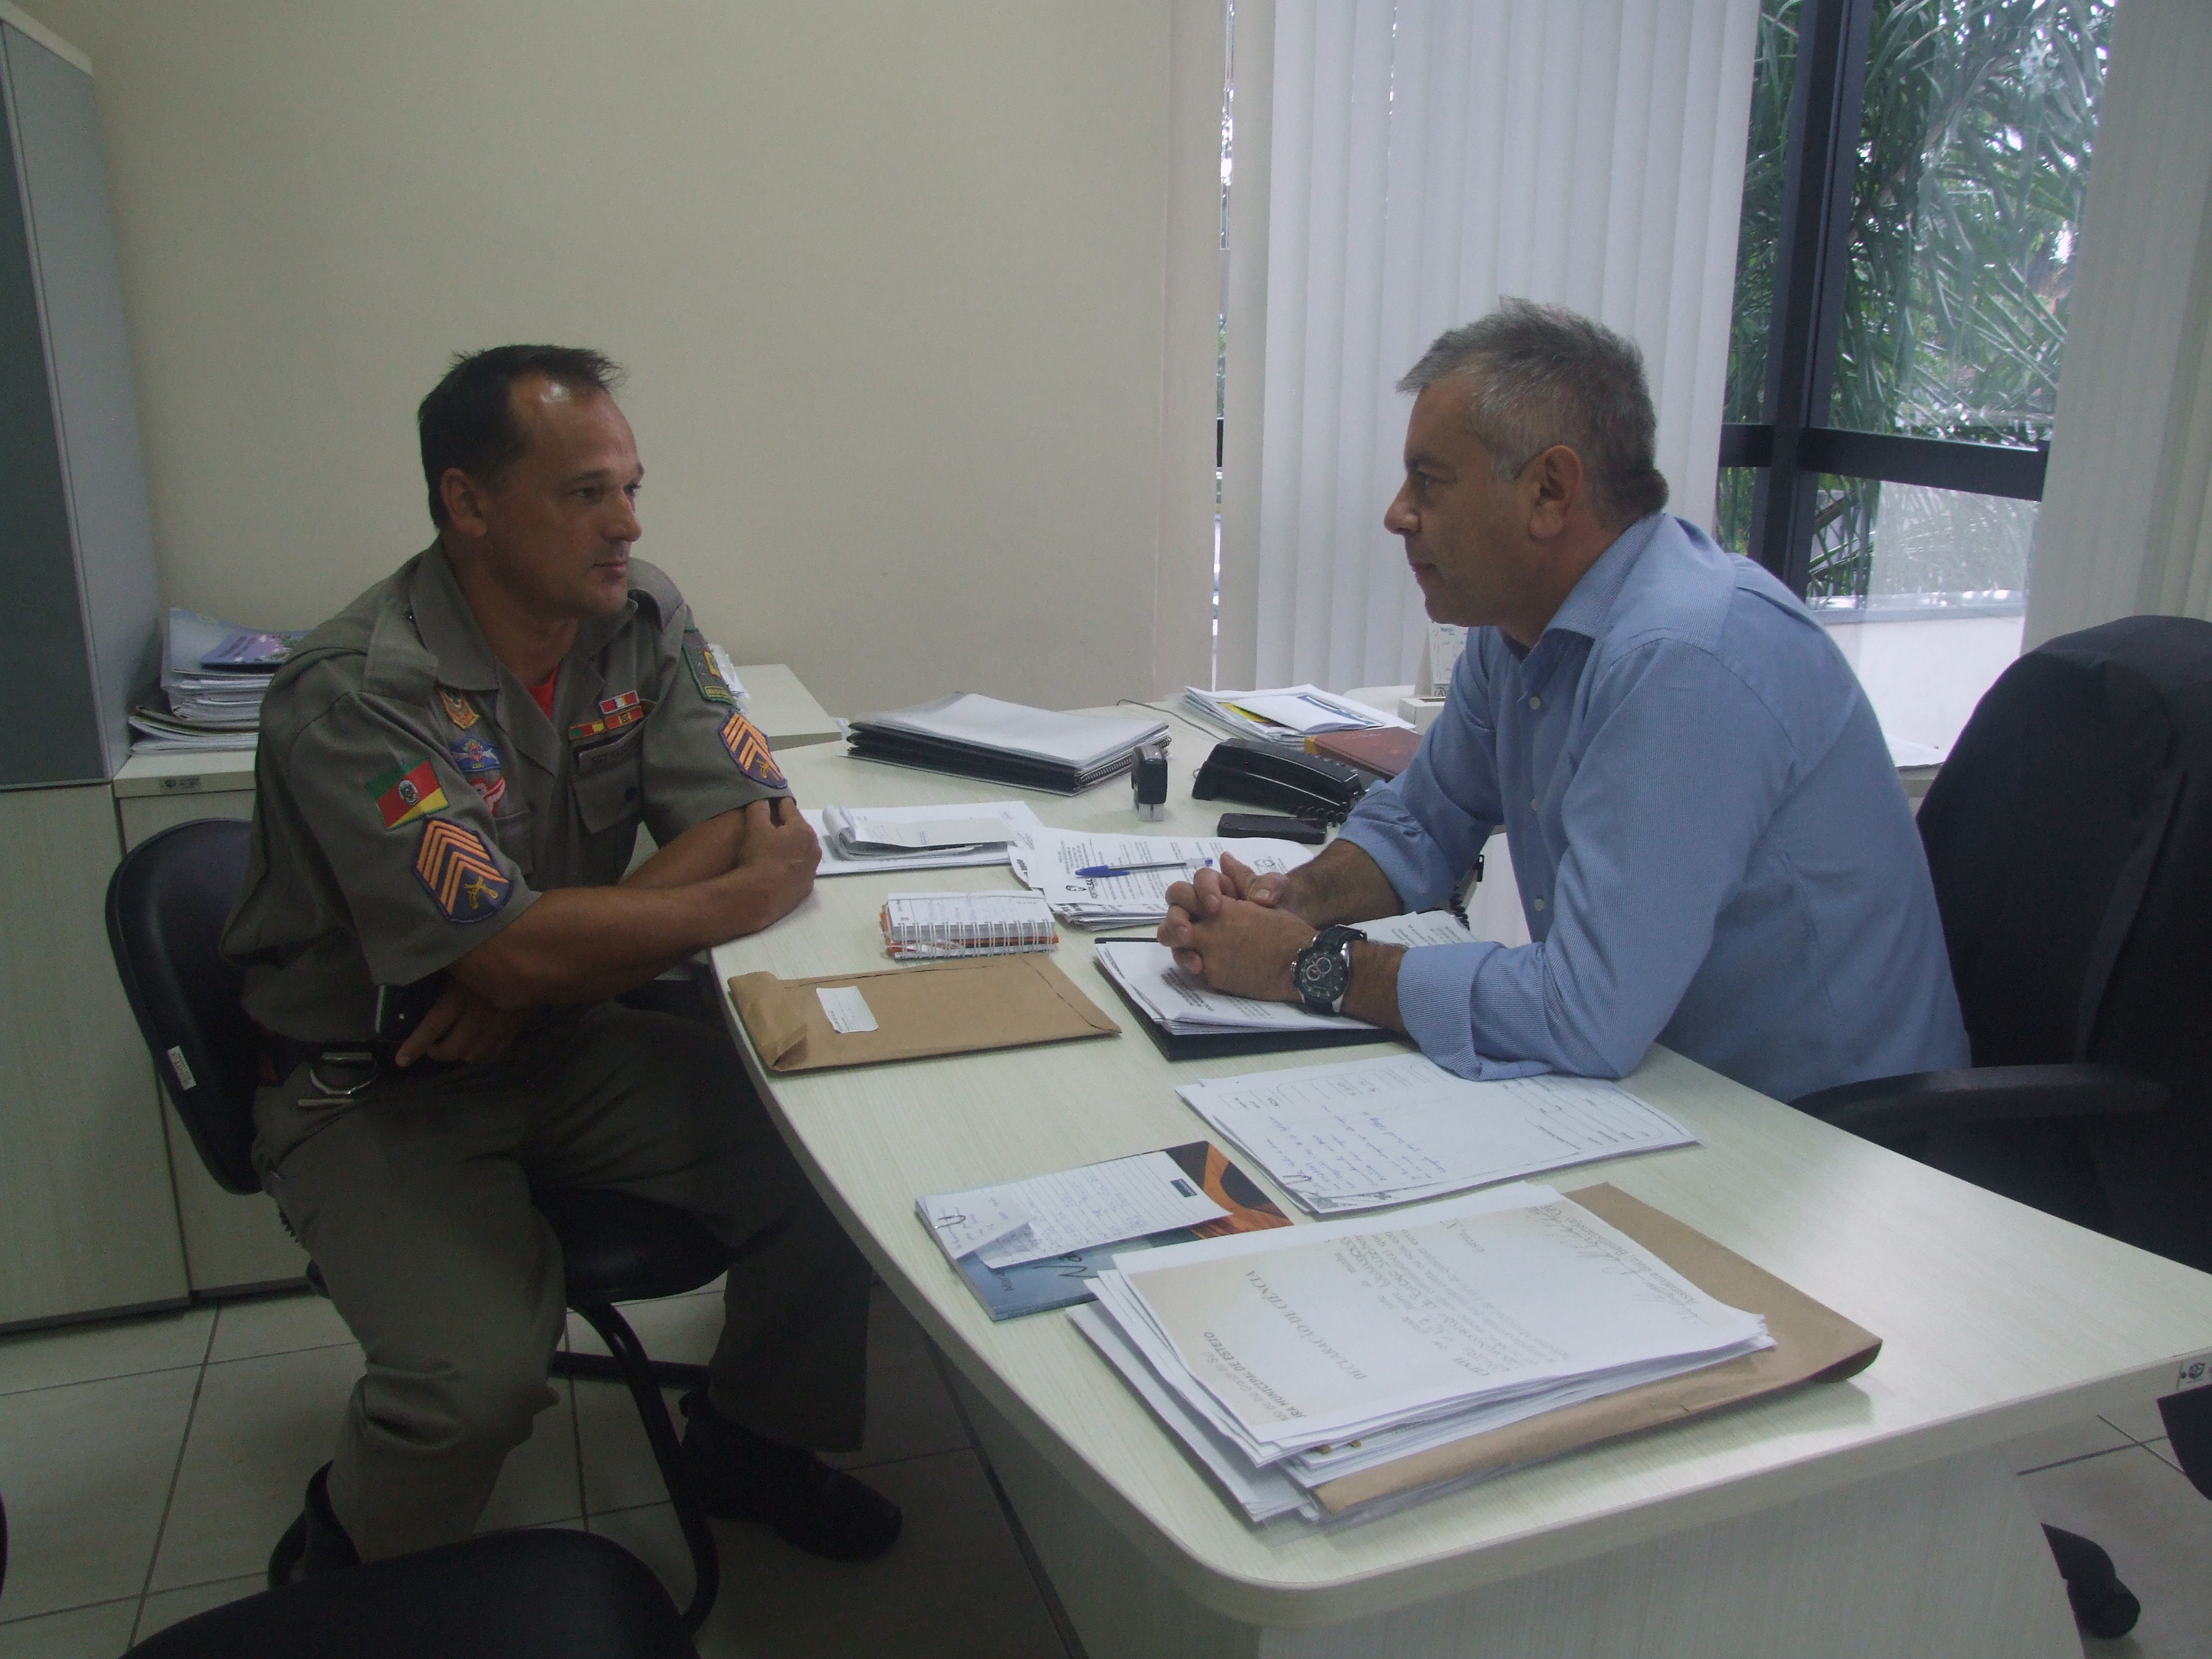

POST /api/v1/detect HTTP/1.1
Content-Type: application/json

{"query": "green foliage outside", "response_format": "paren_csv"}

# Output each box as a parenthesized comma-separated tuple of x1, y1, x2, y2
(1715, 0, 2114, 600)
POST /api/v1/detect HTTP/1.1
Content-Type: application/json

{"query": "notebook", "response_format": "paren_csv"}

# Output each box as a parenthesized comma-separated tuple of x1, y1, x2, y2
(846, 694, 1170, 793)
(881, 892, 1058, 958)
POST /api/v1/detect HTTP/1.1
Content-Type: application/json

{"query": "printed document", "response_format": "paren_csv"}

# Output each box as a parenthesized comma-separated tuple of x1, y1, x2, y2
(806, 800, 1045, 875)
(1012, 829, 1316, 925)
(918, 1149, 1230, 1270)
(1177, 1052, 1695, 1213)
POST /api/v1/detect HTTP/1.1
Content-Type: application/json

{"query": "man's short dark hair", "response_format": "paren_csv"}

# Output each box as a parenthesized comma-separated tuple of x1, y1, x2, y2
(417, 345, 627, 526)
(1398, 301, 1669, 526)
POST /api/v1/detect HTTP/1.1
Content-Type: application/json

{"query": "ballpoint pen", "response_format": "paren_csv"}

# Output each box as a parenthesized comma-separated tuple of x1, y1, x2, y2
(1073, 857, 1213, 879)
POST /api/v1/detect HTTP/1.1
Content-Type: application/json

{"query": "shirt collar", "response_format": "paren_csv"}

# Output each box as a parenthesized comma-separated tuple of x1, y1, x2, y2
(1542, 512, 1667, 646)
(407, 542, 502, 691)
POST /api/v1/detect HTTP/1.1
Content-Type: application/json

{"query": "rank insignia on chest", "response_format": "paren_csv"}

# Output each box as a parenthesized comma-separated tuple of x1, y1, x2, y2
(437, 686, 480, 730)
(684, 640, 736, 706)
(367, 759, 448, 830)
(720, 710, 786, 788)
(413, 820, 511, 923)
(567, 691, 649, 743)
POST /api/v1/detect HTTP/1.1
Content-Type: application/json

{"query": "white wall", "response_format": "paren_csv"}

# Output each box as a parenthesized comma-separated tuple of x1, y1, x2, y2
(22, 1, 1223, 715)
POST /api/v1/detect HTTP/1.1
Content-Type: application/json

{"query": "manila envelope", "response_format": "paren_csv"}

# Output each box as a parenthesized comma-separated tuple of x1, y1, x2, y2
(1308, 1183, 1882, 1515)
(729, 953, 1119, 1072)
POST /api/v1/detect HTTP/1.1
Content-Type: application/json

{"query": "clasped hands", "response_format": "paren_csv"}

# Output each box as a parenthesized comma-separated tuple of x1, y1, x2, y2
(1157, 852, 1318, 1001)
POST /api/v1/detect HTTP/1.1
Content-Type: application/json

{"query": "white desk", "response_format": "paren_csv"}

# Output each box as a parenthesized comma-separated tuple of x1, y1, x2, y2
(719, 716, 2212, 1658)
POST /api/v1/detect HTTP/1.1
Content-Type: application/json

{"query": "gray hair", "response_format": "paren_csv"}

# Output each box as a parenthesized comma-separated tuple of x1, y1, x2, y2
(1396, 299, 1669, 525)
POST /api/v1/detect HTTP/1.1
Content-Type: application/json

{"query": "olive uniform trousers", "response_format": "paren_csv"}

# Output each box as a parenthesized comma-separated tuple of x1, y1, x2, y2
(254, 999, 870, 1563)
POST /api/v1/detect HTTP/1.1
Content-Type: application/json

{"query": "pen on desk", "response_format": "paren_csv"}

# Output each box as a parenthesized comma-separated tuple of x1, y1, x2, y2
(1074, 857, 1212, 880)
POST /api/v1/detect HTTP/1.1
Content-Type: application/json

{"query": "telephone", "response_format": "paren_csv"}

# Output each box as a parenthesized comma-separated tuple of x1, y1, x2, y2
(1190, 739, 1370, 823)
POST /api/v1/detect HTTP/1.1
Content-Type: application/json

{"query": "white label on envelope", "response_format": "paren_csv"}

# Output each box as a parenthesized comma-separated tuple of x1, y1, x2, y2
(817, 985, 879, 1034)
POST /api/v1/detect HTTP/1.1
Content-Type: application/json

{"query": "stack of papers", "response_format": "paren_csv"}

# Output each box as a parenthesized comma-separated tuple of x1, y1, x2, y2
(803, 801, 1045, 876)
(917, 1142, 1291, 1320)
(1092, 910, 1474, 1037)
(847, 693, 1169, 793)
(1008, 828, 1315, 927)
(1182, 684, 1410, 745)
(1176, 1053, 1697, 1213)
(1076, 1183, 1771, 1523)
(129, 608, 305, 752)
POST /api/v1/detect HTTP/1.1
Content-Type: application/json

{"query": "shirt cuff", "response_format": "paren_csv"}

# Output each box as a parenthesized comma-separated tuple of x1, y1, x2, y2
(1394, 941, 1552, 1081)
(1336, 814, 1450, 911)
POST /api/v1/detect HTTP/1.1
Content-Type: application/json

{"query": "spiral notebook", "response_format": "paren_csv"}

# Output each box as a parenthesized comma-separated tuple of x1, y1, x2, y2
(881, 892, 1060, 958)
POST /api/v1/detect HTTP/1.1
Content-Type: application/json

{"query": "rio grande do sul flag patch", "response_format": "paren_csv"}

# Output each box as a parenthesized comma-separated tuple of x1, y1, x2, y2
(367, 760, 447, 830)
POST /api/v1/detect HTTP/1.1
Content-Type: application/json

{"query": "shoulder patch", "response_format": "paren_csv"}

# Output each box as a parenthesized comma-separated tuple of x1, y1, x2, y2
(720, 710, 786, 788)
(684, 639, 736, 706)
(448, 735, 507, 810)
(367, 759, 448, 830)
(437, 686, 480, 729)
(413, 820, 512, 923)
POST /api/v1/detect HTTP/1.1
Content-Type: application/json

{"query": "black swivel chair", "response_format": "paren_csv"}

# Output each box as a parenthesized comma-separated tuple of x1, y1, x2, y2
(1793, 615, 2212, 1638)
(105, 818, 736, 1632)
(125, 1526, 696, 1658)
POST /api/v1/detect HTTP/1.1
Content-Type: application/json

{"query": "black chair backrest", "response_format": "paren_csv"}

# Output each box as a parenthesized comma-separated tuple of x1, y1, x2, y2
(105, 818, 263, 1195)
(1916, 614, 2212, 1266)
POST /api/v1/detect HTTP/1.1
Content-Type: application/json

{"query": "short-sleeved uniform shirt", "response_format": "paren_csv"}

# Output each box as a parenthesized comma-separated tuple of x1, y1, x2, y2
(223, 543, 789, 1039)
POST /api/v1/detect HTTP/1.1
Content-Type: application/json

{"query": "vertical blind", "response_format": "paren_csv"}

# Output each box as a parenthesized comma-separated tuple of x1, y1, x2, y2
(1229, 0, 1759, 691)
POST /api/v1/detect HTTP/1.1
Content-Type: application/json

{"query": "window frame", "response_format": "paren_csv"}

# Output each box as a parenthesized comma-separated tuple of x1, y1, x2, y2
(1727, 0, 2052, 597)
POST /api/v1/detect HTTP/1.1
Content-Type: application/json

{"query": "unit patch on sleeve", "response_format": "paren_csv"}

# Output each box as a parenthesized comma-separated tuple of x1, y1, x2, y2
(720, 710, 787, 788)
(448, 736, 507, 811)
(367, 759, 448, 830)
(567, 691, 650, 743)
(684, 639, 737, 706)
(413, 820, 512, 923)
(436, 686, 480, 730)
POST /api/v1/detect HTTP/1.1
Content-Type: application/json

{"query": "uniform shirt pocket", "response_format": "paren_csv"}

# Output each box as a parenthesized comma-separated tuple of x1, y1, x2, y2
(572, 727, 646, 835)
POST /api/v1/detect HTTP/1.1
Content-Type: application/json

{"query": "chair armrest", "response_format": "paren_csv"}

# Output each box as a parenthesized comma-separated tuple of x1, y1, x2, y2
(1792, 1064, 2168, 1143)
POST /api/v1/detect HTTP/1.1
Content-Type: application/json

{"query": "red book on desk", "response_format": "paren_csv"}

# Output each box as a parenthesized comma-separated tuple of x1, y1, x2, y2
(1306, 727, 1422, 779)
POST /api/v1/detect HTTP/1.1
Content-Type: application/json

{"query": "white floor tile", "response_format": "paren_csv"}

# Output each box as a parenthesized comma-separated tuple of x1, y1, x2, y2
(825, 1285, 970, 1473)
(149, 1343, 361, 1592)
(479, 1377, 585, 1532)
(130, 1573, 264, 1644)
(588, 1448, 1069, 1659)
(0, 1367, 198, 1620)
(2004, 1415, 2133, 1474)
(575, 1376, 689, 1516)
(2020, 1445, 2212, 1658)
(0, 1308, 212, 1398)
(0, 1599, 139, 1659)
(206, 1292, 355, 1364)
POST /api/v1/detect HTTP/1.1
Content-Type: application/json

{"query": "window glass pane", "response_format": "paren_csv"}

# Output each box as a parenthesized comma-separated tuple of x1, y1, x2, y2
(1810, 475, 2033, 753)
(1714, 466, 1759, 557)
(1722, 4, 1800, 427)
(1830, 0, 2116, 446)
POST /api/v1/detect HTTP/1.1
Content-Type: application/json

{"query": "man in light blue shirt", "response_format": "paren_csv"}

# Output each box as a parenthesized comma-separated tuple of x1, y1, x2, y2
(1161, 301, 1967, 1102)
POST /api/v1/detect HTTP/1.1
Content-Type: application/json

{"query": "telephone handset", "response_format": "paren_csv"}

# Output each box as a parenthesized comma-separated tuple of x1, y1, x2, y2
(1190, 739, 1370, 823)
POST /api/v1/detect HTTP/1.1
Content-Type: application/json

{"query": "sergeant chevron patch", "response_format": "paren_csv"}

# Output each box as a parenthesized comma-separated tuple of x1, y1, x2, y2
(413, 820, 511, 923)
(720, 710, 786, 788)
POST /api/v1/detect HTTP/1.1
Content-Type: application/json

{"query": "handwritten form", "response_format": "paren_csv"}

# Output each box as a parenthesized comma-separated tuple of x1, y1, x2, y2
(918, 1149, 1228, 1269)
(1176, 1053, 1696, 1213)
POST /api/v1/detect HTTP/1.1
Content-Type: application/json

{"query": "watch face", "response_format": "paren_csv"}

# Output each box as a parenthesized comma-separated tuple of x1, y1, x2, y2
(1296, 942, 1349, 1008)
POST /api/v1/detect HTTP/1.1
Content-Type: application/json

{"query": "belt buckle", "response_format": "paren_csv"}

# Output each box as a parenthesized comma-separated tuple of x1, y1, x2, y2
(303, 1049, 381, 1105)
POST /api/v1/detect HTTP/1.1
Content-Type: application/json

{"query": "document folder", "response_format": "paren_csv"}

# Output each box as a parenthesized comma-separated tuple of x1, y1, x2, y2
(729, 954, 1119, 1072)
(1304, 1182, 1882, 1515)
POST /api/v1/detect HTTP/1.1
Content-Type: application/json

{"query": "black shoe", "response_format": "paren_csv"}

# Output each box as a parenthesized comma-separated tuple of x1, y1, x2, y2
(266, 1462, 361, 1588)
(679, 1391, 902, 1562)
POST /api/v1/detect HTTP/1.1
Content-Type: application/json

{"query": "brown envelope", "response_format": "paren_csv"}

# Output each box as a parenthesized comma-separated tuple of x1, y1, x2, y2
(729, 954, 1120, 1072)
(1308, 1183, 1882, 1514)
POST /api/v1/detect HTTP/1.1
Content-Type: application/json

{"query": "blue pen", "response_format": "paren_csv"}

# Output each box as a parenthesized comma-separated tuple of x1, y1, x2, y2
(1074, 857, 1212, 880)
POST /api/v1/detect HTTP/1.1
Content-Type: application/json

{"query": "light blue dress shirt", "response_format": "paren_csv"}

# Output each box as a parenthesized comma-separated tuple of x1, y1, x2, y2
(1336, 512, 1968, 1102)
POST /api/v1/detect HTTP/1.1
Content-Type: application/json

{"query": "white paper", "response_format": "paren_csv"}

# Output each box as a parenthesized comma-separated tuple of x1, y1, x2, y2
(1183, 684, 1414, 743)
(917, 1150, 1230, 1268)
(1177, 1053, 1695, 1213)
(815, 985, 878, 1034)
(854, 693, 1168, 771)
(805, 801, 1046, 876)
(1010, 829, 1316, 926)
(1225, 690, 1387, 734)
(828, 809, 1012, 850)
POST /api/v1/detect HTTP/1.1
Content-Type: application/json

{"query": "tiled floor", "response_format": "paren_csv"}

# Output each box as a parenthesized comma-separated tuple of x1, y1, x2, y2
(0, 1282, 1074, 1658)
(3, 1283, 2206, 1658)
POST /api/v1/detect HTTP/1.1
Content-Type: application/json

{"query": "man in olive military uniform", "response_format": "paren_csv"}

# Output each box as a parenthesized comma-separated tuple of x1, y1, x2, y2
(224, 346, 897, 1577)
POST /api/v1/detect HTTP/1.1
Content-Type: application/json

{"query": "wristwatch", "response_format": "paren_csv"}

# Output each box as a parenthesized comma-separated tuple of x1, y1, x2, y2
(1293, 926, 1367, 1016)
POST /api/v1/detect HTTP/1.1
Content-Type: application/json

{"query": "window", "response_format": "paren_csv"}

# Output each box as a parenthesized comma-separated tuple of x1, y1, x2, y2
(1717, 0, 2113, 752)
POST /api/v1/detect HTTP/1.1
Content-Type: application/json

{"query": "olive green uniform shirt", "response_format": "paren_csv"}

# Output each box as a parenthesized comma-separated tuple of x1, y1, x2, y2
(224, 543, 788, 1039)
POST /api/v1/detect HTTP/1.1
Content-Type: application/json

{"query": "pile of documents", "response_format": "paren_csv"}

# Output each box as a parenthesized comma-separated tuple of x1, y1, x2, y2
(1009, 828, 1315, 927)
(805, 801, 1045, 875)
(1074, 1182, 1771, 1523)
(129, 608, 304, 751)
(1093, 910, 1474, 1038)
(1176, 1052, 1697, 1213)
(847, 693, 1169, 793)
(1182, 684, 1411, 745)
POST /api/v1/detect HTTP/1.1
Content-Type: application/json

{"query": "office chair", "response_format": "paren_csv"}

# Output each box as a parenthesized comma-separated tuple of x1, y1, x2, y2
(1793, 614, 2212, 1638)
(104, 818, 736, 1632)
(125, 1526, 696, 1658)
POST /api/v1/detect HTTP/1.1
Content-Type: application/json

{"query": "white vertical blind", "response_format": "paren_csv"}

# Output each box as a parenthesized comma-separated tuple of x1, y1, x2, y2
(2024, 0, 2212, 649)
(1228, 0, 1759, 691)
